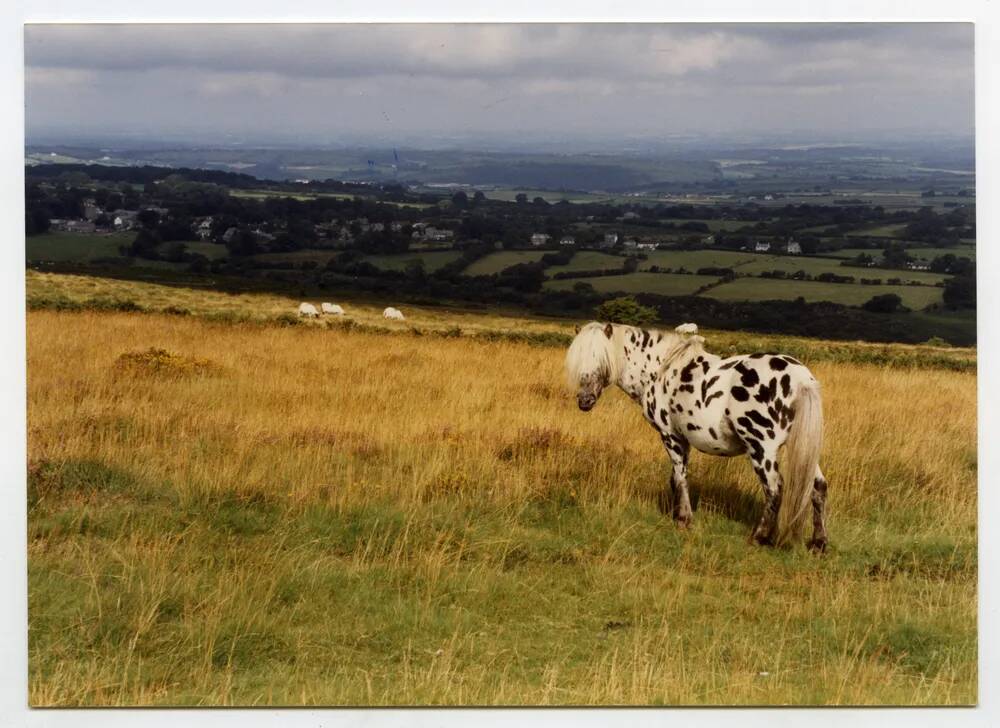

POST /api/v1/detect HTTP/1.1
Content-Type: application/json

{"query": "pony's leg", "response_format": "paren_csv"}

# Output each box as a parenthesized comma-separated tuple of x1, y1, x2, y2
(748, 445, 782, 546)
(808, 466, 829, 553)
(662, 434, 693, 527)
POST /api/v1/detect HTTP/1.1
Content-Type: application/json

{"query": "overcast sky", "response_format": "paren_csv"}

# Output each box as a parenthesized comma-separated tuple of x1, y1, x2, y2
(24, 23, 974, 147)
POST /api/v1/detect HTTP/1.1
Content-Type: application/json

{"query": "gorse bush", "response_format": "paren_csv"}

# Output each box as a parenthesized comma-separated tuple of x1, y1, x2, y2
(595, 296, 659, 327)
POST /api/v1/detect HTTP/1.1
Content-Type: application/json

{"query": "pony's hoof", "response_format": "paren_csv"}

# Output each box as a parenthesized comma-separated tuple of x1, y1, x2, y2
(674, 514, 693, 530)
(751, 531, 774, 547)
(807, 538, 828, 554)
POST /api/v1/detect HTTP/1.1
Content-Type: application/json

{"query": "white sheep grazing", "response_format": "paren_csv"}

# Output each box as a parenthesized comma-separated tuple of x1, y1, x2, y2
(383, 307, 405, 321)
(321, 303, 344, 315)
(298, 302, 320, 318)
(674, 322, 699, 335)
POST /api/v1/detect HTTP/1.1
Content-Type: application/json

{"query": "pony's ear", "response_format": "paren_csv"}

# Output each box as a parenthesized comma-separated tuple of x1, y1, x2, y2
(603, 323, 613, 339)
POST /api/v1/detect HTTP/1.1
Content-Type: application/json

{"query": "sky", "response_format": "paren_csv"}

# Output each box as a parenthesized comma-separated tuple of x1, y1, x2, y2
(23, 23, 975, 148)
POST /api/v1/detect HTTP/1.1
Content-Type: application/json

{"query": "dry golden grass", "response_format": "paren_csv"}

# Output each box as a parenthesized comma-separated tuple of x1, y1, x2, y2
(26, 287, 977, 706)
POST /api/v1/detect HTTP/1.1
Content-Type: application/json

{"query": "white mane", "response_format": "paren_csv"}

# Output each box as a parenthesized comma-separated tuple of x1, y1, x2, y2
(660, 334, 706, 374)
(565, 322, 624, 389)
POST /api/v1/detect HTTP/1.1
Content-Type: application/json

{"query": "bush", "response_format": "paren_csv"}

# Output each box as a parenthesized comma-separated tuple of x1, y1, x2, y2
(114, 348, 222, 379)
(595, 296, 658, 326)
(862, 293, 905, 314)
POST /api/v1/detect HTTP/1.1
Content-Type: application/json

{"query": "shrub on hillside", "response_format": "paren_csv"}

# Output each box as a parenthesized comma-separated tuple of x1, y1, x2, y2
(595, 296, 658, 327)
(862, 293, 905, 314)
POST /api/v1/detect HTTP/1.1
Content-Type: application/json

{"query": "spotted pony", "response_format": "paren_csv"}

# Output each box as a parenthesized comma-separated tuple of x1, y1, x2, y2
(566, 321, 829, 550)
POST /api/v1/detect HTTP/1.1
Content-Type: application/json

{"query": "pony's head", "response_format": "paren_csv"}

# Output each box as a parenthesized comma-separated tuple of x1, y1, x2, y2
(565, 322, 621, 411)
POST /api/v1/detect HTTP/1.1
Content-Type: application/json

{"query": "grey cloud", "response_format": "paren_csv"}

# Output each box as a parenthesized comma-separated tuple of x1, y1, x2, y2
(23, 23, 974, 143)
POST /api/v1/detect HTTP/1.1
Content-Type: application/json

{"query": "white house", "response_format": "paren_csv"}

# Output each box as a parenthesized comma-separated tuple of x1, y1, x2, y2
(530, 233, 551, 247)
(755, 241, 771, 253)
(602, 233, 619, 248)
(786, 241, 802, 255)
(637, 242, 658, 251)
(111, 210, 138, 231)
(424, 227, 453, 242)
(622, 239, 638, 249)
(194, 218, 213, 240)
(559, 236, 576, 246)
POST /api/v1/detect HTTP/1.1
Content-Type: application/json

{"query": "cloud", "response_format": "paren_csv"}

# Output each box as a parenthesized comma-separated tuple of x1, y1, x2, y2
(23, 23, 974, 142)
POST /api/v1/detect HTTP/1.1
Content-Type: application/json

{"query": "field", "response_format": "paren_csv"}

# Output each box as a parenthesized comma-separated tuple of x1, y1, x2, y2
(463, 250, 548, 276)
(736, 256, 949, 285)
(637, 249, 760, 271)
(251, 250, 338, 266)
(845, 223, 909, 238)
(660, 218, 762, 232)
(361, 251, 464, 273)
(544, 272, 717, 297)
(826, 246, 976, 262)
(546, 251, 623, 274)
(26, 232, 134, 262)
(25, 272, 977, 706)
(704, 278, 944, 309)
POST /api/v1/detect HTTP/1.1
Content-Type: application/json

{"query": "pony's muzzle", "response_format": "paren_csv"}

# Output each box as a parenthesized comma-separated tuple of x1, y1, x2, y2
(577, 393, 597, 411)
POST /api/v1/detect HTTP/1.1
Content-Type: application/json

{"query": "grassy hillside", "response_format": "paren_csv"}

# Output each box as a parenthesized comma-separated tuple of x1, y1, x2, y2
(704, 278, 944, 309)
(25, 273, 977, 706)
(545, 272, 717, 297)
(26, 232, 134, 262)
(737, 256, 949, 285)
(462, 251, 548, 276)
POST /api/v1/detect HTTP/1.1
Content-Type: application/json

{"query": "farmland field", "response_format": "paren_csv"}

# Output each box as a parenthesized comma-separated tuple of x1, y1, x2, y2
(25, 232, 134, 262)
(660, 218, 762, 232)
(845, 223, 910, 238)
(637, 249, 760, 271)
(826, 246, 976, 262)
(25, 272, 977, 706)
(463, 250, 548, 276)
(361, 251, 464, 272)
(737, 256, 950, 285)
(546, 250, 624, 274)
(252, 250, 338, 266)
(704, 278, 944, 309)
(544, 272, 717, 296)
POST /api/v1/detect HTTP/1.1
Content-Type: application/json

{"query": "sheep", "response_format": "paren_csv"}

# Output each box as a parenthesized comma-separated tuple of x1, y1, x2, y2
(674, 322, 699, 335)
(298, 302, 320, 318)
(321, 303, 344, 315)
(383, 307, 405, 321)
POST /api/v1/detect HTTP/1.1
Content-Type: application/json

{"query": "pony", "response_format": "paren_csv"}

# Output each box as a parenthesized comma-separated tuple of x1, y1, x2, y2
(383, 307, 405, 321)
(297, 302, 320, 318)
(565, 321, 828, 550)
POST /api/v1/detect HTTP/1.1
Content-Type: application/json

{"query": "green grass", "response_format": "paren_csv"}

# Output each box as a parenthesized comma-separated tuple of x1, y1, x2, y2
(546, 251, 623, 274)
(704, 278, 944, 309)
(660, 218, 762, 232)
(545, 272, 717, 296)
(161, 241, 228, 260)
(27, 465, 977, 705)
(463, 251, 548, 276)
(251, 250, 339, 266)
(738, 256, 950, 285)
(827, 247, 975, 262)
(361, 251, 465, 273)
(26, 232, 134, 263)
(846, 223, 910, 238)
(637, 249, 760, 271)
(904, 246, 976, 262)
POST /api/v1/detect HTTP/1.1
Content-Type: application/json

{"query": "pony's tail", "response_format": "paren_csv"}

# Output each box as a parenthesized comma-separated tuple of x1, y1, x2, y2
(777, 381, 823, 546)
